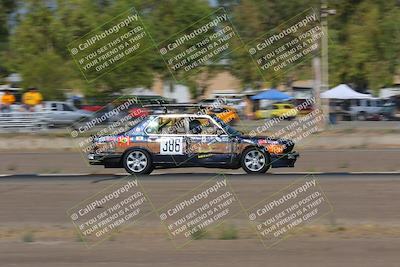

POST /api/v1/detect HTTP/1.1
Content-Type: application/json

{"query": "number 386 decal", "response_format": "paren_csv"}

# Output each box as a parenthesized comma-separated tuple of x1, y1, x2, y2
(160, 137, 183, 155)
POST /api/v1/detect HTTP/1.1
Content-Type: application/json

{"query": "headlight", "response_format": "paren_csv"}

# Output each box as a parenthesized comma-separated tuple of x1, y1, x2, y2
(266, 144, 285, 154)
(258, 140, 285, 154)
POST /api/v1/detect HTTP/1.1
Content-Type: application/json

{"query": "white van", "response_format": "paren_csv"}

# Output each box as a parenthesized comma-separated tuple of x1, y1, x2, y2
(347, 99, 384, 120)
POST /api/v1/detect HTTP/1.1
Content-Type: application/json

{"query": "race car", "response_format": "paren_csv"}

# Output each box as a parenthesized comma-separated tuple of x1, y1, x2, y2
(88, 113, 299, 174)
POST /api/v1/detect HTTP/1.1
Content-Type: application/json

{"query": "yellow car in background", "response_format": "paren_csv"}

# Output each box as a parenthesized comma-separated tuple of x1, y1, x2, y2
(255, 103, 298, 120)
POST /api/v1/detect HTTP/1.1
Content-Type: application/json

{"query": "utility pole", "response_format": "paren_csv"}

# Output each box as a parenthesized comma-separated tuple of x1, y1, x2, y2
(318, 0, 336, 129)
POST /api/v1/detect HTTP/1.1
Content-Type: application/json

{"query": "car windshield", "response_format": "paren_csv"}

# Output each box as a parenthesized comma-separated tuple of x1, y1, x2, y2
(211, 115, 241, 136)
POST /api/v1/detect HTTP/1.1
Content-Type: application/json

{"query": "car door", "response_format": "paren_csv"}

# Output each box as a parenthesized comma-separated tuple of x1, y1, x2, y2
(50, 103, 70, 124)
(185, 116, 233, 165)
(60, 103, 79, 123)
(47, 103, 62, 124)
(145, 115, 187, 165)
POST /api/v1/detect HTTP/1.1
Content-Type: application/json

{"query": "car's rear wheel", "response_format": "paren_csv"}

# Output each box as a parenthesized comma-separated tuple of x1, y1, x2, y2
(241, 147, 270, 174)
(123, 149, 153, 175)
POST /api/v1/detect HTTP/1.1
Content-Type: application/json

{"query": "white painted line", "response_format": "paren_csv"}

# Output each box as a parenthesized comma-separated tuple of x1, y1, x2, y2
(348, 171, 400, 174)
(38, 173, 92, 176)
(272, 172, 324, 175)
(2, 172, 400, 177)
(115, 173, 129, 176)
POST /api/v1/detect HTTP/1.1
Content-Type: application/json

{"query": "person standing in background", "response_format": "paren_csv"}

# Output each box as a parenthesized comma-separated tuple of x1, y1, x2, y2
(1, 90, 16, 112)
(22, 87, 43, 111)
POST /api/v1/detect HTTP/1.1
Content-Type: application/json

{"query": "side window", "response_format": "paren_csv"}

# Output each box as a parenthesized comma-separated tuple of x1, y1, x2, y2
(158, 117, 186, 134)
(366, 100, 371, 107)
(145, 118, 159, 134)
(146, 117, 186, 135)
(189, 118, 221, 135)
(62, 104, 73, 111)
(51, 103, 58, 111)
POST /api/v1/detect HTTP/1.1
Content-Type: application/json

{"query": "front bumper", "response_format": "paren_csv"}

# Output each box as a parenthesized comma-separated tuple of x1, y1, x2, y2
(87, 153, 106, 165)
(88, 153, 121, 166)
(271, 151, 299, 168)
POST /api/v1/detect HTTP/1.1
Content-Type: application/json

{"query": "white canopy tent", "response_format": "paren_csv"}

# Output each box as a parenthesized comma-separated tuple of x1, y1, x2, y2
(321, 84, 372, 99)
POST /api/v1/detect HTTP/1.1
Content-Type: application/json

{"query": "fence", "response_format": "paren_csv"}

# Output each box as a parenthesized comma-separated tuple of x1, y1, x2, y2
(0, 112, 49, 132)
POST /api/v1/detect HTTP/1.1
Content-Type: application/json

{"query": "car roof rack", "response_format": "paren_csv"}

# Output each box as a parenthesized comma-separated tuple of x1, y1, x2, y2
(143, 103, 223, 114)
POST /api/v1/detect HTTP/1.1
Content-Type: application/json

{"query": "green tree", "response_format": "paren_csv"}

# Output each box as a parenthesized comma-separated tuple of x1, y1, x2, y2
(145, 0, 214, 98)
(329, 0, 400, 94)
(20, 51, 73, 99)
(4, 1, 78, 99)
(0, 0, 18, 76)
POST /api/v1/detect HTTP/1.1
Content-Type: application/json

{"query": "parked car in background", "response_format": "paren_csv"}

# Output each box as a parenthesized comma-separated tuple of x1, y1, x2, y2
(379, 102, 396, 120)
(293, 98, 314, 115)
(346, 99, 385, 120)
(206, 105, 240, 125)
(255, 103, 298, 120)
(42, 101, 93, 126)
(144, 103, 240, 125)
(81, 105, 103, 112)
(199, 98, 244, 111)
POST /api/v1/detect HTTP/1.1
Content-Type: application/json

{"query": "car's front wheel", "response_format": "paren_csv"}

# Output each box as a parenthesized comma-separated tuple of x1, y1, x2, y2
(241, 147, 270, 174)
(123, 149, 153, 175)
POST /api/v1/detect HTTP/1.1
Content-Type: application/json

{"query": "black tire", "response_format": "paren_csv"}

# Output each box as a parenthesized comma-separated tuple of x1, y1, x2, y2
(123, 148, 153, 175)
(241, 147, 270, 174)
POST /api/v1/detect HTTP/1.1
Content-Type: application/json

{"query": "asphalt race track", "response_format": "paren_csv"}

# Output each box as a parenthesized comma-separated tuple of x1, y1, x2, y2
(0, 173, 399, 267)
